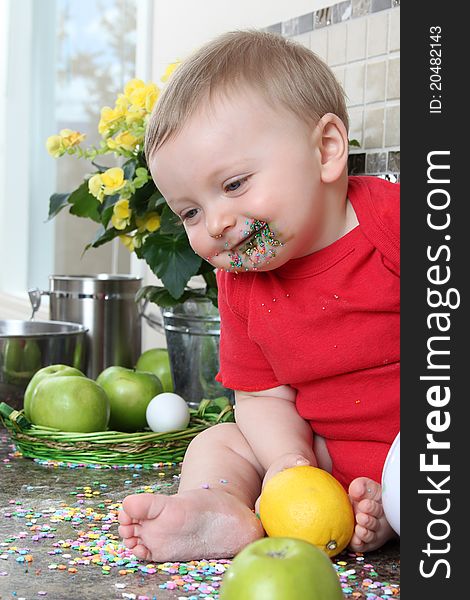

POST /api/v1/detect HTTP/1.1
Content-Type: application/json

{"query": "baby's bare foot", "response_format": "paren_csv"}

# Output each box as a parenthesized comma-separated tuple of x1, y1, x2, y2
(348, 477, 396, 552)
(118, 488, 264, 562)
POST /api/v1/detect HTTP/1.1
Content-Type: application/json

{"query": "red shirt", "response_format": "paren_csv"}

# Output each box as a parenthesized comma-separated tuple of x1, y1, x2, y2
(216, 176, 400, 488)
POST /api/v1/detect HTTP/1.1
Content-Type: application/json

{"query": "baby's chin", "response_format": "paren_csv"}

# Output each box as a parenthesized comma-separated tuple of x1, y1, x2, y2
(214, 255, 285, 274)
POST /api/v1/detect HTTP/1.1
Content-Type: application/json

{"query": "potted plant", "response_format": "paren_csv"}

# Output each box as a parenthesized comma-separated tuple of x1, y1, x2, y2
(46, 72, 225, 405)
(46, 71, 217, 310)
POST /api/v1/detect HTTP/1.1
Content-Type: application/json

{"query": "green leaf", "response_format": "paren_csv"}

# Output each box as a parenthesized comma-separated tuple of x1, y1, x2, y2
(87, 224, 123, 250)
(48, 193, 70, 220)
(138, 231, 202, 299)
(146, 192, 166, 212)
(123, 159, 137, 181)
(68, 181, 101, 222)
(137, 284, 214, 309)
(348, 138, 361, 148)
(159, 203, 184, 235)
(100, 193, 120, 228)
(130, 180, 159, 215)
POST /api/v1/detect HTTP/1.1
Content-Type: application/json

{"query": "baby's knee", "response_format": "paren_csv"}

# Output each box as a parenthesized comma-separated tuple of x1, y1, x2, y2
(188, 422, 242, 451)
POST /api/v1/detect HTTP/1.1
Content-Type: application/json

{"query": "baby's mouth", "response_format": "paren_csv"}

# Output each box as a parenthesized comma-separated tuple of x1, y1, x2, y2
(231, 221, 283, 266)
(235, 222, 268, 254)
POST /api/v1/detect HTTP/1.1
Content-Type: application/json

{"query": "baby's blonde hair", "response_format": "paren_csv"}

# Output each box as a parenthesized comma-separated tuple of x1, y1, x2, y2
(145, 29, 348, 159)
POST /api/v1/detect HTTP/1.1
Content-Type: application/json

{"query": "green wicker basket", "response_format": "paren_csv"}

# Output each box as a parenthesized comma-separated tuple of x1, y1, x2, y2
(0, 398, 234, 466)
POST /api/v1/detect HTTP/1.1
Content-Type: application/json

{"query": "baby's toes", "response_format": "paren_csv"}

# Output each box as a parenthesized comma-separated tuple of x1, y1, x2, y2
(131, 543, 152, 561)
(121, 534, 140, 550)
(118, 523, 138, 541)
(354, 523, 377, 544)
(117, 509, 133, 526)
(357, 497, 384, 519)
(356, 511, 379, 532)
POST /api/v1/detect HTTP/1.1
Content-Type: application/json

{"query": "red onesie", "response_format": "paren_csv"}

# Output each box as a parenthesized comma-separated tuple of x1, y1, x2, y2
(215, 176, 400, 489)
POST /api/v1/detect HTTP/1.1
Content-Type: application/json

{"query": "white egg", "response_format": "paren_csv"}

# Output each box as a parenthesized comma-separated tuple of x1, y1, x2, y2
(145, 392, 190, 433)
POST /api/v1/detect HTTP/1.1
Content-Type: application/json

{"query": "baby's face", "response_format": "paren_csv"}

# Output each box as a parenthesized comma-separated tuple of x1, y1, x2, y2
(149, 90, 330, 272)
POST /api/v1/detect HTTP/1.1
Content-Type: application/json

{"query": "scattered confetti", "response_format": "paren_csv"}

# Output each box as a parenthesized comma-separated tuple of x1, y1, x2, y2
(0, 434, 399, 598)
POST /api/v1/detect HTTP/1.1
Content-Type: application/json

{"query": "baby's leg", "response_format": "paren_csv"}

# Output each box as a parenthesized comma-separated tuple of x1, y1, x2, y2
(118, 423, 265, 562)
(348, 477, 397, 552)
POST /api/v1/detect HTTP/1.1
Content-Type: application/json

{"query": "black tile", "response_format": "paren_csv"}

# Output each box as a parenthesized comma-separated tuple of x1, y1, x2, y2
(348, 152, 366, 175)
(366, 151, 387, 173)
(388, 151, 400, 172)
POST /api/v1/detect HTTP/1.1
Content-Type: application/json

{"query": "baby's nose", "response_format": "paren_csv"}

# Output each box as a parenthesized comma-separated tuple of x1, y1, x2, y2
(206, 210, 236, 239)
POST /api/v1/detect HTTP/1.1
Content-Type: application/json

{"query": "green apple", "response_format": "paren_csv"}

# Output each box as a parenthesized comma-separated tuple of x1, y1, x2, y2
(2, 340, 45, 389)
(29, 375, 109, 432)
(135, 348, 174, 393)
(4, 339, 23, 372)
(96, 366, 163, 432)
(219, 537, 343, 600)
(23, 364, 85, 420)
(22, 340, 42, 372)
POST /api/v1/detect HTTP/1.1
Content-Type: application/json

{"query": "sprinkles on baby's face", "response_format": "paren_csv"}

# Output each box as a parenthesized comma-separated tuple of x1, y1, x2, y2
(228, 221, 283, 270)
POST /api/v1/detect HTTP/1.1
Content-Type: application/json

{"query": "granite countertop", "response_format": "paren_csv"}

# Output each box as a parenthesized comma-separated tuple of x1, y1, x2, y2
(0, 429, 400, 599)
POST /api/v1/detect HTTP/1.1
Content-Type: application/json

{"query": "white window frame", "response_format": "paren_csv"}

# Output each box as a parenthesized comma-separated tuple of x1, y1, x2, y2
(0, 0, 153, 309)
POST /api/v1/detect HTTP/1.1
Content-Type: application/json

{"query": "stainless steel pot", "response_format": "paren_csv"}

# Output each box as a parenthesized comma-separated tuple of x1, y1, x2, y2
(29, 274, 142, 379)
(0, 319, 87, 409)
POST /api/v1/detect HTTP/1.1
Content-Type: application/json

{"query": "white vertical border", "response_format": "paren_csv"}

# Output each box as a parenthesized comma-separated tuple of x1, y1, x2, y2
(130, 0, 155, 280)
(0, 0, 34, 293)
(28, 0, 57, 290)
(0, 0, 56, 295)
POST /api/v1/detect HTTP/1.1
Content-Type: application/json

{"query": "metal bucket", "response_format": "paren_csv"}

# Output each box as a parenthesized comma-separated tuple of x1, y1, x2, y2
(0, 319, 87, 408)
(143, 296, 233, 408)
(29, 275, 142, 379)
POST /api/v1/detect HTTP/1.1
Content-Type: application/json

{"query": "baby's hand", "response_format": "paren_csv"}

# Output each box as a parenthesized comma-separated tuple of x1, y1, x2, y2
(254, 453, 312, 514)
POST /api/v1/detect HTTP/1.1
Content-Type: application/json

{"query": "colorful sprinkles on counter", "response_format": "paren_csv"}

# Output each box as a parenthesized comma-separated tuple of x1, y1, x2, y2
(1, 436, 399, 598)
(31, 458, 181, 470)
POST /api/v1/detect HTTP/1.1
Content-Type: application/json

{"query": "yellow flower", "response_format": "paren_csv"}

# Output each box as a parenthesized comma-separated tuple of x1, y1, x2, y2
(113, 199, 131, 219)
(124, 79, 146, 98)
(88, 174, 104, 202)
(128, 83, 159, 110)
(144, 85, 159, 112)
(111, 199, 131, 230)
(46, 135, 64, 158)
(101, 167, 125, 195)
(107, 131, 139, 152)
(125, 106, 146, 126)
(161, 61, 181, 82)
(119, 234, 135, 252)
(136, 212, 160, 233)
(112, 215, 128, 230)
(60, 129, 85, 148)
(115, 94, 129, 111)
(98, 106, 124, 136)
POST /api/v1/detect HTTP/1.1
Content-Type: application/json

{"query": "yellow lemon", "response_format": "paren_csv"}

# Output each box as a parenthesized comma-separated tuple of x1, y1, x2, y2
(259, 466, 355, 557)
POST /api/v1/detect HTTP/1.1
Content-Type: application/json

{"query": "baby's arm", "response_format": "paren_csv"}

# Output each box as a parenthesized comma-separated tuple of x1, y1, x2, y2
(234, 385, 317, 478)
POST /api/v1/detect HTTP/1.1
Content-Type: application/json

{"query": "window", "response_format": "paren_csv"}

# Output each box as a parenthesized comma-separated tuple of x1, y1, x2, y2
(0, 0, 145, 296)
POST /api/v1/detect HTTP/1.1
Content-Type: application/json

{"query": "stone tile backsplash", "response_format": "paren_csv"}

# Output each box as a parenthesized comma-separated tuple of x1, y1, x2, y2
(265, 0, 400, 177)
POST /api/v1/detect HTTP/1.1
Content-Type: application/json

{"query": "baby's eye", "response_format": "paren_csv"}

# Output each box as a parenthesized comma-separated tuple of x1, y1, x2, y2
(224, 177, 248, 193)
(182, 208, 199, 221)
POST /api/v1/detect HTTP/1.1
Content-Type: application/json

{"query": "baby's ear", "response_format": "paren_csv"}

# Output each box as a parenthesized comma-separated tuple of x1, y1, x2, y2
(315, 113, 349, 183)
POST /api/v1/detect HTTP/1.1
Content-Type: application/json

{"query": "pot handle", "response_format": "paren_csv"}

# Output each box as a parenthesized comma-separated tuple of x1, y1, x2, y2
(28, 288, 48, 321)
(139, 299, 164, 332)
